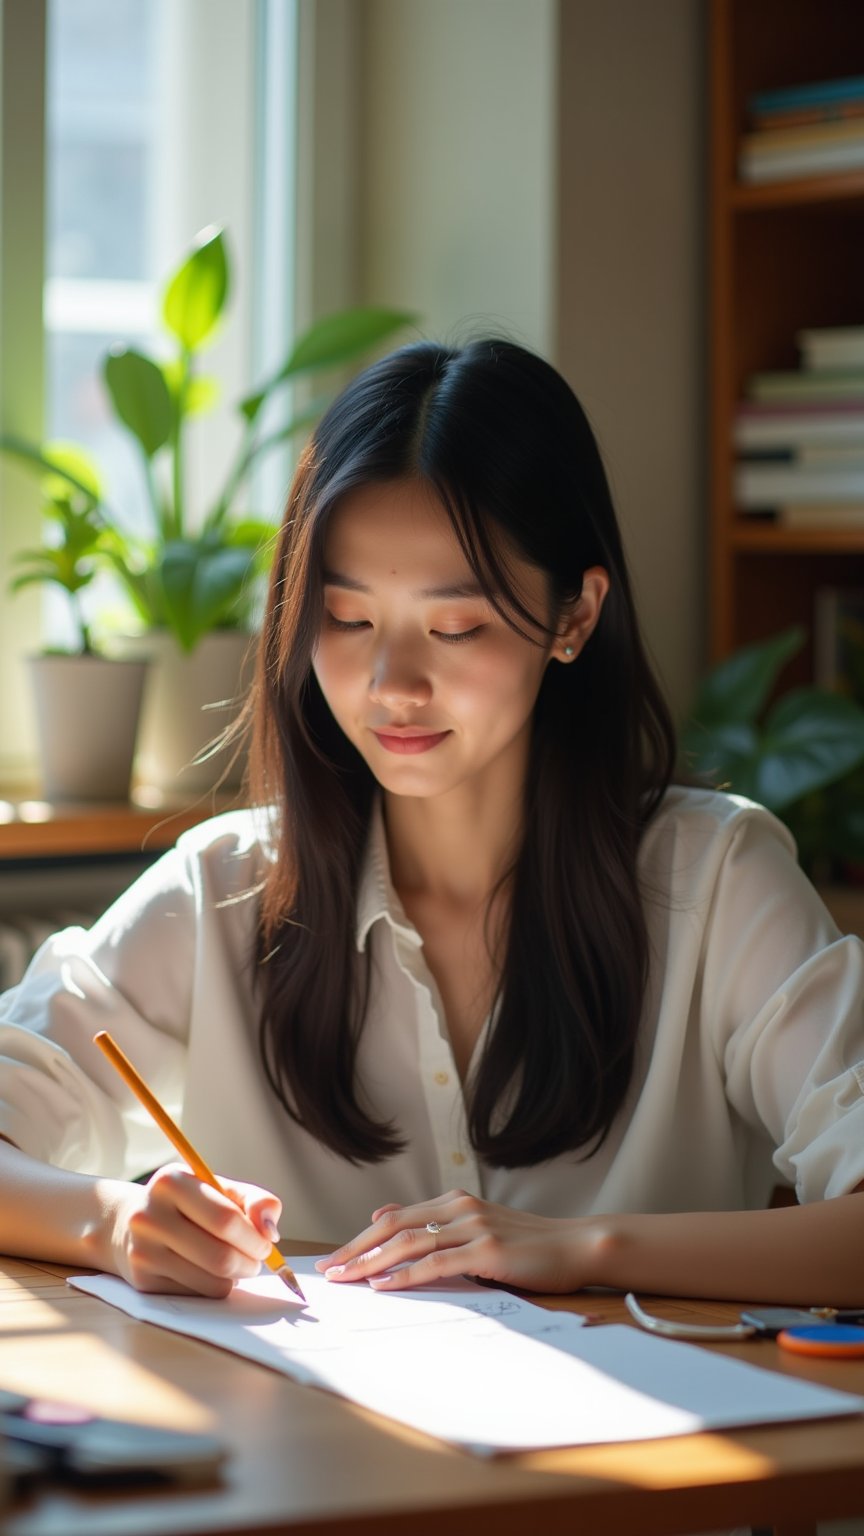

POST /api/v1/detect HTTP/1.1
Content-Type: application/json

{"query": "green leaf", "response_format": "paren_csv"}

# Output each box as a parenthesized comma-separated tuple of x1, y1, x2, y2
(103, 348, 173, 458)
(239, 397, 331, 456)
(238, 306, 416, 421)
(689, 627, 804, 728)
(39, 441, 104, 502)
(286, 306, 417, 374)
(184, 375, 220, 415)
(679, 719, 760, 788)
(755, 688, 864, 810)
(162, 226, 229, 351)
(0, 435, 103, 505)
(157, 539, 257, 650)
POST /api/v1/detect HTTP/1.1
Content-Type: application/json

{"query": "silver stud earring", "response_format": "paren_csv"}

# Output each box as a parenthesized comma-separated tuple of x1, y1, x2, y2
(563, 645, 575, 658)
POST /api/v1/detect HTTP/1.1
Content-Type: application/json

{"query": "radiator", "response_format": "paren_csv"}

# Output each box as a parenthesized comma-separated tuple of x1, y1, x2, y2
(0, 857, 152, 994)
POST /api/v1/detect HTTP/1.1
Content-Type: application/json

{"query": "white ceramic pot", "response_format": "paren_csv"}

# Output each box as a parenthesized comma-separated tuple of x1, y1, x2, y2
(125, 629, 255, 795)
(28, 652, 150, 802)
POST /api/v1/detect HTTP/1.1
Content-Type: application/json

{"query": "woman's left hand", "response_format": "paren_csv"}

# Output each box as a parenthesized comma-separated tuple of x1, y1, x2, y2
(314, 1189, 598, 1294)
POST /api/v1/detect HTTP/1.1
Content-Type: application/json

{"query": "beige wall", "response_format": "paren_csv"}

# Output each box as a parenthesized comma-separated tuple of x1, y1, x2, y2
(358, 0, 558, 354)
(556, 0, 705, 715)
(355, 0, 705, 716)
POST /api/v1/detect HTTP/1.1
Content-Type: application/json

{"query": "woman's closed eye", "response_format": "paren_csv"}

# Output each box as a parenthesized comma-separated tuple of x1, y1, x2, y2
(326, 614, 371, 632)
(325, 612, 485, 644)
(433, 625, 484, 644)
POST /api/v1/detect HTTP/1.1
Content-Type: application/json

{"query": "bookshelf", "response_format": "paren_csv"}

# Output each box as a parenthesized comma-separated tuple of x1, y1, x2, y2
(709, 0, 864, 677)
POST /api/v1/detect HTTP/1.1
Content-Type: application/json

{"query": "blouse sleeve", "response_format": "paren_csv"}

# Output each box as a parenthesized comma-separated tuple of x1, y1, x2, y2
(0, 843, 199, 1180)
(700, 806, 864, 1203)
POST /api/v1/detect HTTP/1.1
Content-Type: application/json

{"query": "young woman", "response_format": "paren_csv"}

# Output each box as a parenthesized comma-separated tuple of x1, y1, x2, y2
(0, 338, 862, 1303)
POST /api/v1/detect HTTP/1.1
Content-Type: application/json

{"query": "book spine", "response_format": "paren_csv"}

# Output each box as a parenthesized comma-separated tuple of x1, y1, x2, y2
(735, 467, 864, 507)
(777, 504, 864, 529)
(741, 120, 864, 154)
(751, 101, 864, 132)
(739, 138, 864, 183)
(747, 373, 864, 404)
(749, 75, 864, 116)
(733, 410, 864, 451)
(797, 327, 864, 371)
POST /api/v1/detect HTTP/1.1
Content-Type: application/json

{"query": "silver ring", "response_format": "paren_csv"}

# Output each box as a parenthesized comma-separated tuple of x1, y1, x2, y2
(426, 1220, 442, 1235)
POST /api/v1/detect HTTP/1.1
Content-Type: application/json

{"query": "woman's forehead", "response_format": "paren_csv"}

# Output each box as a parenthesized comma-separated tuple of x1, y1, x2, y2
(320, 478, 550, 623)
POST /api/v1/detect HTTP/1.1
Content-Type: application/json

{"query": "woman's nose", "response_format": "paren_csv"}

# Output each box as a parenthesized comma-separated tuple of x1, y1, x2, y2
(368, 644, 432, 708)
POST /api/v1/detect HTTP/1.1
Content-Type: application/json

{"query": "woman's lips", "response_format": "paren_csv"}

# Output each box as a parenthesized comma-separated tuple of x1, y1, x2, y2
(371, 729, 450, 755)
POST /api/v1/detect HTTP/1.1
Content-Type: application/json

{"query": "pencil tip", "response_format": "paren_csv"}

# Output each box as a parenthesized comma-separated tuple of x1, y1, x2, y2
(279, 1268, 307, 1303)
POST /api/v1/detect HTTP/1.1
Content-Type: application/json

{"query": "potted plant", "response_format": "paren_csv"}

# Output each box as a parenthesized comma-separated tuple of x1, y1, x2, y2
(2, 225, 416, 793)
(9, 447, 149, 802)
(681, 625, 864, 882)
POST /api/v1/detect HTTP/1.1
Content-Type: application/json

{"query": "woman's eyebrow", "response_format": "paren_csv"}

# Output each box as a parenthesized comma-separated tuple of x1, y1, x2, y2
(322, 569, 486, 601)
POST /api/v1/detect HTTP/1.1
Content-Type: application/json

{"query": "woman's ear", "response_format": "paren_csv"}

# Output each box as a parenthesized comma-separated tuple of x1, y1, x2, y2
(550, 567, 610, 664)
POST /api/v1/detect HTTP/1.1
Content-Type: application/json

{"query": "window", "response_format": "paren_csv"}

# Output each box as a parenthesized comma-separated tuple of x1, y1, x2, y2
(0, 0, 350, 785)
(46, 0, 164, 548)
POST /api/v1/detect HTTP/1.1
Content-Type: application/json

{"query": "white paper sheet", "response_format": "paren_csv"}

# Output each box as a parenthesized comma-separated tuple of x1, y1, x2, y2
(69, 1259, 864, 1454)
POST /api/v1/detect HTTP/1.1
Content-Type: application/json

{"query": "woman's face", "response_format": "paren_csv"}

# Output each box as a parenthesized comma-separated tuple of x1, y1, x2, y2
(311, 477, 559, 805)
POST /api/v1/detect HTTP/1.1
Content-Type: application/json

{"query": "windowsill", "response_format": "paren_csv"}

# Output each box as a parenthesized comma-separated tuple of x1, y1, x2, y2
(0, 786, 238, 860)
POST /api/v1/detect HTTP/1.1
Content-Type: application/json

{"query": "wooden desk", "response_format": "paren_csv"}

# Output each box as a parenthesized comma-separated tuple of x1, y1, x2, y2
(2, 1258, 863, 1536)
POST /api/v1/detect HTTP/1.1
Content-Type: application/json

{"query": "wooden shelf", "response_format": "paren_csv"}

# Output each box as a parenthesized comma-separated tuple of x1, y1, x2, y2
(709, 0, 864, 661)
(730, 522, 864, 553)
(730, 168, 864, 210)
(0, 791, 239, 861)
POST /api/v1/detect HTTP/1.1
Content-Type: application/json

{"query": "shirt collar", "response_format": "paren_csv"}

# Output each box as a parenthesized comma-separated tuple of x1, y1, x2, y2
(355, 799, 424, 953)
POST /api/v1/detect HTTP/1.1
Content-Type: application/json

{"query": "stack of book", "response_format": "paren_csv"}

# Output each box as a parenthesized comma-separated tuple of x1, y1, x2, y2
(733, 325, 864, 529)
(738, 73, 864, 183)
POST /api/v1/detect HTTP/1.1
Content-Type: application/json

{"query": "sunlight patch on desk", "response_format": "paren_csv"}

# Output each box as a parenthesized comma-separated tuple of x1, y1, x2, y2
(520, 1431, 777, 1486)
(0, 1294, 69, 1328)
(0, 1331, 215, 1430)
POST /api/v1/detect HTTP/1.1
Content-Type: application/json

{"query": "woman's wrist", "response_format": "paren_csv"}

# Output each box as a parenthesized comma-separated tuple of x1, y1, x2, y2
(560, 1212, 627, 1292)
(77, 1177, 132, 1274)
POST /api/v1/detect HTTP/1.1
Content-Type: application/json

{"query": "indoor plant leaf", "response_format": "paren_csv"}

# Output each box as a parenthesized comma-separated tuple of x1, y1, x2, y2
(103, 348, 173, 458)
(688, 626, 804, 728)
(162, 225, 229, 351)
(0, 435, 103, 505)
(754, 688, 864, 811)
(156, 540, 257, 651)
(238, 307, 417, 421)
(678, 719, 759, 787)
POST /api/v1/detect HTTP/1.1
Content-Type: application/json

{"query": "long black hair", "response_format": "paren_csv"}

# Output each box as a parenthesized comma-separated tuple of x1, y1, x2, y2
(247, 337, 676, 1167)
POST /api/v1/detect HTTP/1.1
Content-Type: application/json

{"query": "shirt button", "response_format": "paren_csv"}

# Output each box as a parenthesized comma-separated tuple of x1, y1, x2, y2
(433, 1071, 449, 1086)
(451, 1151, 466, 1166)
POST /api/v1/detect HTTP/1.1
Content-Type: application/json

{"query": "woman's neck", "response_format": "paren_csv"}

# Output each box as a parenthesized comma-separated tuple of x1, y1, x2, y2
(383, 778, 524, 908)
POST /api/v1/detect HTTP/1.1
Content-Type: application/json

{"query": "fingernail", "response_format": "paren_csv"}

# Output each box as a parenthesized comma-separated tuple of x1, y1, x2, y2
(325, 1265, 345, 1278)
(261, 1217, 281, 1243)
(368, 1274, 394, 1288)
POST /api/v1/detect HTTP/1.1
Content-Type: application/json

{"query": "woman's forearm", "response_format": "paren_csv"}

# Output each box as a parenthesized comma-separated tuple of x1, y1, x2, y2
(0, 1137, 123, 1271)
(589, 1189, 864, 1307)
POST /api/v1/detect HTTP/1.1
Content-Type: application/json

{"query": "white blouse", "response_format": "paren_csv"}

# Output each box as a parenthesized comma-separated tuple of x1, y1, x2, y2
(0, 787, 862, 1246)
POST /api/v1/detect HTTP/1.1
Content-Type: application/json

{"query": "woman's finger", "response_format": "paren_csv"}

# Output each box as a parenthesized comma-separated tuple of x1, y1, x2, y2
(135, 1167, 272, 1287)
(218, 1177, 283, 1249)
(315, 1190, 471, 1273)
(315, 1209, 444, 1274)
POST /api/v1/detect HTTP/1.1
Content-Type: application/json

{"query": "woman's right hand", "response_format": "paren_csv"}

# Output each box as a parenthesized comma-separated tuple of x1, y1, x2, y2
(107, 1163, 281, 1297)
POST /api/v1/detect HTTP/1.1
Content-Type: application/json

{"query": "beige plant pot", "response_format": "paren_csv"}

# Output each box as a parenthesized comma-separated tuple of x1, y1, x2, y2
(123, 630, 255, 795)
(28, 653, 150, 802)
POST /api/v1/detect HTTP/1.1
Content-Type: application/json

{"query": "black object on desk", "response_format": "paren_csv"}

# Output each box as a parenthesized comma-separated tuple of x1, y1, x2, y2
(0, 1390, 226, 1486)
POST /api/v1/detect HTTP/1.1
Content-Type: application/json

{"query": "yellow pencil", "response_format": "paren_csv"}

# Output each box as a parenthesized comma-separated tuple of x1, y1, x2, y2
(93, 1029, 306, 1303)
